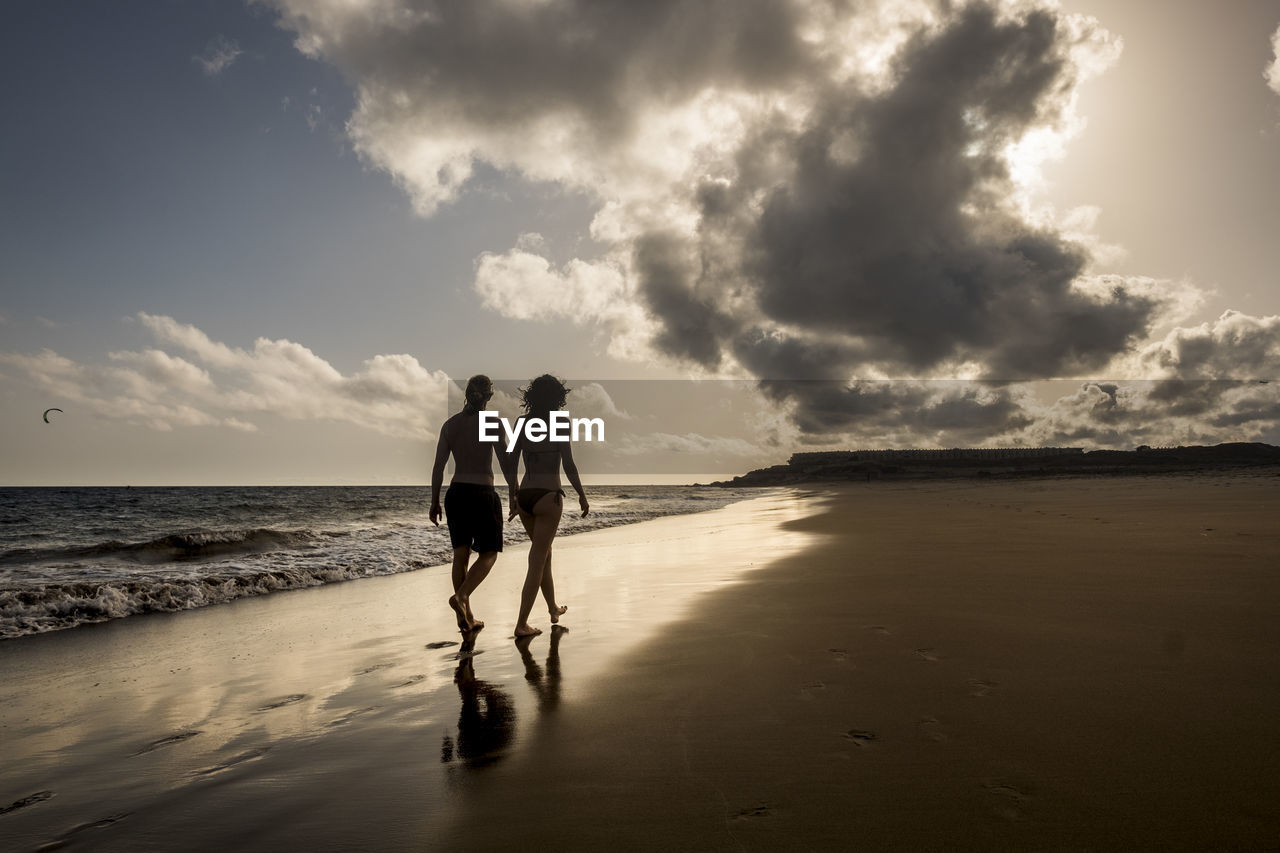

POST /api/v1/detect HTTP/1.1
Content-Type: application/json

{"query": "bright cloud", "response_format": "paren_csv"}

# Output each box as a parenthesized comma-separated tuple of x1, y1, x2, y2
(0, 314, 451, 438)
(1267, 24, 1280, 96)
(194, 35, 243, 76)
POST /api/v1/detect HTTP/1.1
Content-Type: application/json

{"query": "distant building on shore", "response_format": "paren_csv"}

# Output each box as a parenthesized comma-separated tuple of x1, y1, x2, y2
(791, 447, 1084, 465)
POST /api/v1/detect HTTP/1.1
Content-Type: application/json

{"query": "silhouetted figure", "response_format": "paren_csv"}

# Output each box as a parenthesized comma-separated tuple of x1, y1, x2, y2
(508, 375, 589, 638)
(430, 375, 516, 631)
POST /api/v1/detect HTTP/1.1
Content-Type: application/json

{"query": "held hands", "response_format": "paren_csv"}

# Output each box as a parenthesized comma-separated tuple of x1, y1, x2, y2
(508, 494, 519, 521)
(429, 503, 442, 526)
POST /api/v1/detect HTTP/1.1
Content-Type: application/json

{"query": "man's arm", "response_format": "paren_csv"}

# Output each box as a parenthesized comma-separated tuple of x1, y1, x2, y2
(429, 423, 451, 526)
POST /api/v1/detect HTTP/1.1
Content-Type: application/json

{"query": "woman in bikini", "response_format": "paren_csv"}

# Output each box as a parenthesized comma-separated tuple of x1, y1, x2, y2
(508, 375, 590, 638)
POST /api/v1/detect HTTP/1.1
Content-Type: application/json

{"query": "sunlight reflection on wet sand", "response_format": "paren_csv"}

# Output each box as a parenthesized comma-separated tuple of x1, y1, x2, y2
(0, 490, 816, 850)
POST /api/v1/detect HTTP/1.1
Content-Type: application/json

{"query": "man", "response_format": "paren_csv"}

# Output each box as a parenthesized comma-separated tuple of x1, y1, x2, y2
(430, 375, 516, 631)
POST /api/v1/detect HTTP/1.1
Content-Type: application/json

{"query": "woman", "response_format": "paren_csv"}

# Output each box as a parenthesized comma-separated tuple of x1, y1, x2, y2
(507, 375, 589, 638)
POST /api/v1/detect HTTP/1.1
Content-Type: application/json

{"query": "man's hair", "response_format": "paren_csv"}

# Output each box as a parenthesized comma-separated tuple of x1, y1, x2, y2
(465, 374, 492, 408)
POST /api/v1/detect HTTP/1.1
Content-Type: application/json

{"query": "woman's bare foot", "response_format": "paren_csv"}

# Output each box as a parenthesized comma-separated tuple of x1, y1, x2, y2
(549, 605, 568, 624)
(514, 624, 542, 638)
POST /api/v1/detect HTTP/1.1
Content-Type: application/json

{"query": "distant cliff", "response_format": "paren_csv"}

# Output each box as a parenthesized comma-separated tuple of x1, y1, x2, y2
(714, 443, 1280, 485)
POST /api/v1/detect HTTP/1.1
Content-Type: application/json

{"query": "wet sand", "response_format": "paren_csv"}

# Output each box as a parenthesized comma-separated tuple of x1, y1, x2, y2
(0, 491, 816, 851)
(436, 472, 1280, 851)
(3, 475, 1280, 850)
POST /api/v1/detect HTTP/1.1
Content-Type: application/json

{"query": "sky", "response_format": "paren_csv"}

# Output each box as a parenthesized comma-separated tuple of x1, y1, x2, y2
(2, 0, 1279, 485)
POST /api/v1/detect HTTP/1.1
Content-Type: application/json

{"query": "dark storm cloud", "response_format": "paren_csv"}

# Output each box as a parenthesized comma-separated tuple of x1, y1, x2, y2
(275, 0, 813, 135)
(267, 0, 1278, 447)
(633, 232, 730, 368)
(758, 379, 1031, 444)
(641, 3, 1158, 389)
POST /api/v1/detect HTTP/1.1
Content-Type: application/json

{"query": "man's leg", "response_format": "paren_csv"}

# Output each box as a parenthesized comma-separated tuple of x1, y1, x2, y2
(457, 551, 497, 628)
(451, 546, 471, 594)
(448, 546, 472, 630)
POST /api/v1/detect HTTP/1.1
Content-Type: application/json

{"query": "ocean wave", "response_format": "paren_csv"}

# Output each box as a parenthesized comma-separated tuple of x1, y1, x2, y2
(0, 528, 329, 567)
(0, 564, 400, 640)
(0, 486, 767, 640)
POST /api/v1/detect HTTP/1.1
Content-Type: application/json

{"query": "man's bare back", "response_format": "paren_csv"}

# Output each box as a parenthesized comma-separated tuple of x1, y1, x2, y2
(438, 409, 497, 485)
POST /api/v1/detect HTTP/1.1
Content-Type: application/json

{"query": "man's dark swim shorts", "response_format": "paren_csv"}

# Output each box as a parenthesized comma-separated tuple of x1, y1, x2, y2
(443, 482, 503, 552)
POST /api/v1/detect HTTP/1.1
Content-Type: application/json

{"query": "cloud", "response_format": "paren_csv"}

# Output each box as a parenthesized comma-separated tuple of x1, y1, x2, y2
(194, 36, 243, 76)
(473, 243, 649, 359)
(1267, 24, 1280, 96)
(262, 0, 1278, 448)
(0, 314, 450, 438)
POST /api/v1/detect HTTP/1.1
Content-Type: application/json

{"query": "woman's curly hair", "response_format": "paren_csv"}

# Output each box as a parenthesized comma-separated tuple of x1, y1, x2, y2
(520, 374, 569, 416)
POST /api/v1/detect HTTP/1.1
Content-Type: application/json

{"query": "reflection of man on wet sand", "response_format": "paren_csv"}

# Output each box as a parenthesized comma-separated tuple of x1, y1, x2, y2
(430, 375, 516, 632)
(441, 635, 515, 769)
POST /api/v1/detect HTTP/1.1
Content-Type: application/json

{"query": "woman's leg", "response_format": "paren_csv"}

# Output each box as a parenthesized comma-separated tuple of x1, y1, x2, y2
(541, 549, 567, 622)
(516, 493, 562, 636)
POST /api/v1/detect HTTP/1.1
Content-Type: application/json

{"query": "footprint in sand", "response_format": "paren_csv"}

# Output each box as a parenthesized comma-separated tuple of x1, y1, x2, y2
(357, 663, 394, 675)
(393, 675, 425, 688)
(255, 694, 308, 712)
(915, 648, 939, 662)
(1, 790, 54, 816)
(828, 647, 849, 660)
(132, 730, 202, 756)
(800, 680, 827, 699)
(192, 748, 270, 778)
(36, 812, 131, 850)
(917, 716, 947, 742)
(732, 804, 773, 820)
(327, 707, 379, 728)
(966, 679, 997, 697)
(865, 625, 891, 638)
(984, 781, 1030, 821)
(842, 728, 877, 745)
(425, 641, 459, 650)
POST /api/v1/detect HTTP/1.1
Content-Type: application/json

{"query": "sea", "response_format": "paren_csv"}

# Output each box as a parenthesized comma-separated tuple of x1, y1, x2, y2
(0, 485, 757, 641)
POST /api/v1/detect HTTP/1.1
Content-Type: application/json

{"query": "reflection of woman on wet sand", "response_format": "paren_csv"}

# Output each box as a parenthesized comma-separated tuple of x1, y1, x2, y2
(508, 375, 589, 638)
(516, 626, 566, 714)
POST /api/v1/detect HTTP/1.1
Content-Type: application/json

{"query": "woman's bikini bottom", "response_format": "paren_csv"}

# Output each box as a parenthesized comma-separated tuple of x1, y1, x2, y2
(516, 487, 565, 515)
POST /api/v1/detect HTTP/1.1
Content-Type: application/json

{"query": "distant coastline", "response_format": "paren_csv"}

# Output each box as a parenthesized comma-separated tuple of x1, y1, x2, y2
(714, 442, 1280, 485)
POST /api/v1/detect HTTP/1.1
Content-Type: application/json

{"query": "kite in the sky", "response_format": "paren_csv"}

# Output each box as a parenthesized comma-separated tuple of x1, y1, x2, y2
(42, 408, 63, 423)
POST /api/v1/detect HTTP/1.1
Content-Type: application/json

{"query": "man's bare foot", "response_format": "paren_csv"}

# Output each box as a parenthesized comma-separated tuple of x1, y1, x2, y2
(549, 605, 568, 624)
(448, 595, 468, 631)
(514, 624, 542, 638)
(457, 592, 482, 629)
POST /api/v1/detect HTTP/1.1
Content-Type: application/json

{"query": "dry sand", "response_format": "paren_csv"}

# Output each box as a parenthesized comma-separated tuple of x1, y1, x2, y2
(3, 474, 1279, 851)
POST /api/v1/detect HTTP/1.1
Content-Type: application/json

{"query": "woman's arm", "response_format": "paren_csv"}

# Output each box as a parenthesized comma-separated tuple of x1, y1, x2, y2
(506, 433, 523, 520)
(560, 441, 589, 517)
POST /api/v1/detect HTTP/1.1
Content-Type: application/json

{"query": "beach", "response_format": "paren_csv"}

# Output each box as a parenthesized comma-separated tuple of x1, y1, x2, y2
(3, 474, 1280, 850)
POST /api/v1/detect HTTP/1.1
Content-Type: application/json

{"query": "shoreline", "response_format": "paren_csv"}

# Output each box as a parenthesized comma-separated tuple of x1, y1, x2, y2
(0, 491, 816, 850)
(0, 484, 763, 642)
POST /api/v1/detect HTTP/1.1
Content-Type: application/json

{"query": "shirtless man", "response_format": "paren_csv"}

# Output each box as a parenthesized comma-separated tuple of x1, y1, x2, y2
(430, 375, 516, 632)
